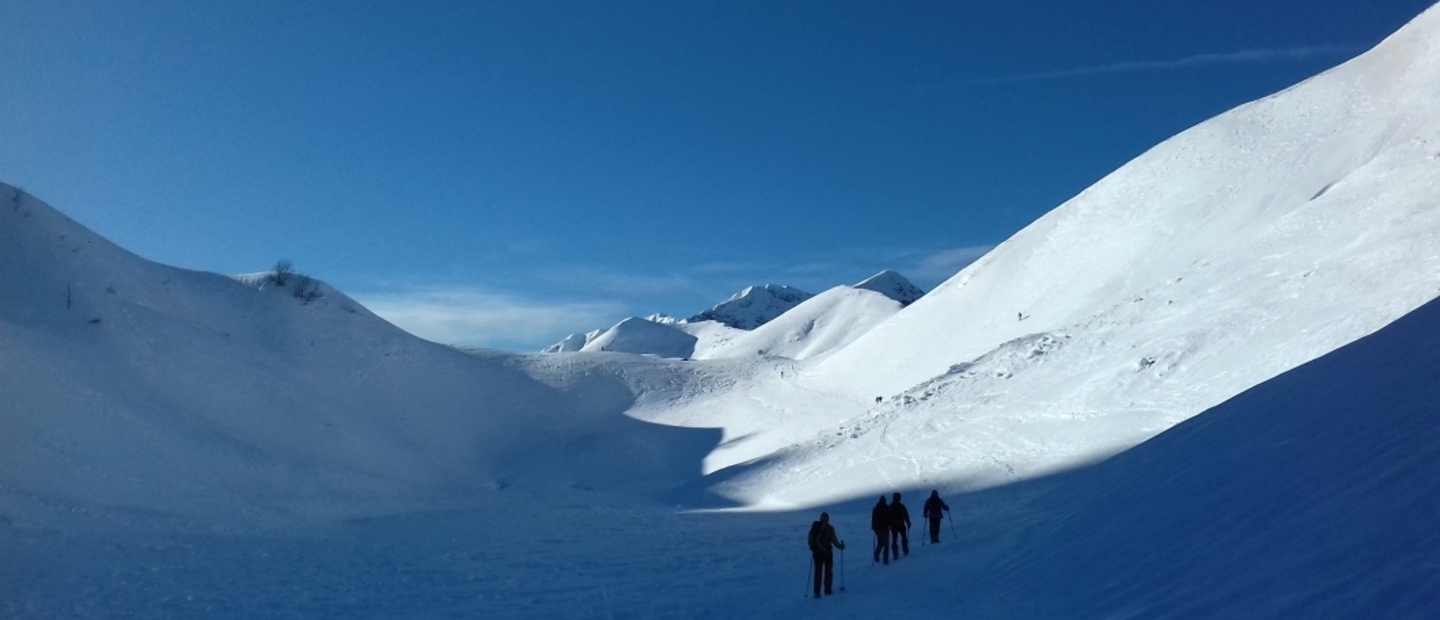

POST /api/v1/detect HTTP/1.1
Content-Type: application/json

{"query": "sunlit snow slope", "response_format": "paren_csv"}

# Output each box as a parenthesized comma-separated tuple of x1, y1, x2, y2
(674, 5, 1440, 505)
(696, 286, 902, 361)
(821, 6, 1440, 400)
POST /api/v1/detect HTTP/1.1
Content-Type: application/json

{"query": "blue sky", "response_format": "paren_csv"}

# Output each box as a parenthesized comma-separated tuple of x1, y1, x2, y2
(2, 0, 1433, 351)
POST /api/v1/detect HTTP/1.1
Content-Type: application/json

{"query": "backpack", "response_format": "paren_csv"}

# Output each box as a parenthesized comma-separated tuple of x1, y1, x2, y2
(807, 521, 823, 551)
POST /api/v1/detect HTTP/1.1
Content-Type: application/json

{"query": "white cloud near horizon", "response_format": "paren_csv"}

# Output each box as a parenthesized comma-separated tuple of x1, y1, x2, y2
(950, 46, 1359, 87)
(349, 249, 995, 351)
(354, 286, 626, 351)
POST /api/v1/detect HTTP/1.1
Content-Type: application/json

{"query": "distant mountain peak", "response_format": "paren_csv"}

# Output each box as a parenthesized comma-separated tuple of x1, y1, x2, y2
(687, 284, 813, 330)
(853, 270, 925, 306)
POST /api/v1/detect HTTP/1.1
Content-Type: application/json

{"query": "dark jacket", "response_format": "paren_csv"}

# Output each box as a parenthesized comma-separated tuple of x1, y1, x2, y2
(809, 521, 843, 556)
(923, 494, 950, 521)
(871, 498, 890, 531)
(891, 501, 911, 531)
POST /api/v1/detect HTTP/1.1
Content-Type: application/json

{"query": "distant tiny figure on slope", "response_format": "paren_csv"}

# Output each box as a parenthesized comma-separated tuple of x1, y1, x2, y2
(889, 492, 911, 557)
(922, 490, 950, 543)
(808, 512, 846, 598)
(871, 495, 892, 565)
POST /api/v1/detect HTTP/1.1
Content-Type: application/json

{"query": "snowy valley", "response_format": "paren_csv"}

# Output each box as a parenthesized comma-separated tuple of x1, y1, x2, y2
(4, 4, 1440, 619)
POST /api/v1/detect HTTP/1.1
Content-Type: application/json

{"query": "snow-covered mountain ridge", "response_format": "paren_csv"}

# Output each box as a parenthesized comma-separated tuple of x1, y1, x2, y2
(543, 271, 927, 360)
(853, 269, 924, 306)
(688, 283, 814, 329)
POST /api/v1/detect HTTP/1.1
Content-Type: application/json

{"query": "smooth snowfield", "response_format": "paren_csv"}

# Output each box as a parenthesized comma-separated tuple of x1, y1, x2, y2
(4, 4, 1440, 619)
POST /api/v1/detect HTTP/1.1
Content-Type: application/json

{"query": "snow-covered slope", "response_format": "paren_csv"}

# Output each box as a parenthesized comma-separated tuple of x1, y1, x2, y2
(741, 3, 1440, 496)
(853, 269, 925, 306)
(697, 286, 903, 361)
(608, 5, 1440, 507)
(819, 8, 1440, 400)
(946, 292, 1440, 619)
(578, 316, 698, 357)
(0, 184, 721, 527)
(540, 330, 595, 352)
(687, 283, 813, 329)
(673, 318, 747, 358)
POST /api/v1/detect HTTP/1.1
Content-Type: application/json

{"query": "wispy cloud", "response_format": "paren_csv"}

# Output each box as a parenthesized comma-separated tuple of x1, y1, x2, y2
(353, 285, 626, 351)
(906, 245, 994, 286)
(688, 261, 769, 276)
(945, 46, 1359, 88)
(536, 266, 697, 297)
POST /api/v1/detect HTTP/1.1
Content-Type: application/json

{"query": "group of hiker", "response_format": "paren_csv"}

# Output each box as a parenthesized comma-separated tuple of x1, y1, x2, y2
(806, 490, 951, 598)
(871, 490, 951, 564)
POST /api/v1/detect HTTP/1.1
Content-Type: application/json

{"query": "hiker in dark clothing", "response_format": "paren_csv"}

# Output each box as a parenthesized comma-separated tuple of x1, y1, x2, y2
(871, 495, 891, 564)
(922, 490, 950, 543)
(808, 512, 845, 597)
(889, 492, 911, 557)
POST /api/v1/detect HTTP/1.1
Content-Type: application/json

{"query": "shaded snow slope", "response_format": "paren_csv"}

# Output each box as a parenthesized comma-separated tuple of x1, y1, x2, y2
(941, 292, 1440, 619)
(697, 286, 903, 361)
(0, 184, 723, 527)
(853, 269, 924, 306)
(688, 284, 812, 329)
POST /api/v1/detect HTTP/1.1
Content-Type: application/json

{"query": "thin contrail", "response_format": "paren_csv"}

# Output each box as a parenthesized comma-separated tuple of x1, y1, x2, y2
(943, 46, 1360, 88)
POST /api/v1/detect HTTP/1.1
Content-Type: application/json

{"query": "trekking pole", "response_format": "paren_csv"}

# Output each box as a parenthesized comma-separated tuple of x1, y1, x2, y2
(840, 547, 847, 591)
(804, 558, 812, 598)
(948, 511, 955, 537)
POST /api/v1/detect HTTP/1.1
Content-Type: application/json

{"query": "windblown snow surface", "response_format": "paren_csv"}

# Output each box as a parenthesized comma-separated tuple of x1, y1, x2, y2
(4, 4, 1440, 619)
